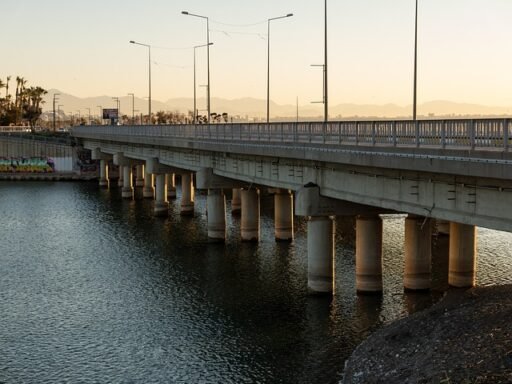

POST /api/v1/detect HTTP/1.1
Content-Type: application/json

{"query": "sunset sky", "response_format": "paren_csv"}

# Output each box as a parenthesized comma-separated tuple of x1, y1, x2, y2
(3, 0, 512, 112)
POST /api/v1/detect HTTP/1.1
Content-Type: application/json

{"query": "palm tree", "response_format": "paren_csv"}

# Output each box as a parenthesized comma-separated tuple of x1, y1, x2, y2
(5, 76, 11, 99)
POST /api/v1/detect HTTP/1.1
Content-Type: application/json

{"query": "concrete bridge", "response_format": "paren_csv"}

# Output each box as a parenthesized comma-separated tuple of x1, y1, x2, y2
(72, 118, 512, 294)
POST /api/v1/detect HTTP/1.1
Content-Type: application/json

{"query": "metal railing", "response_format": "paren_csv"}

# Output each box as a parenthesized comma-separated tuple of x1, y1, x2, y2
(71, 118, 512, 151)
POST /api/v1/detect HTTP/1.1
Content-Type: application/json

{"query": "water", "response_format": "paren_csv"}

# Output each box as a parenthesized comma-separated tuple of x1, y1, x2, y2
(0, 181, 511, 384)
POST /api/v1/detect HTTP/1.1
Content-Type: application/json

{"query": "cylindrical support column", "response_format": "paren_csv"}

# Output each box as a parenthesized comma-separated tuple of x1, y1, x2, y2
(307, 216, 335, 294)
(99, 159, 109, 188)
(207, 189, 226, 242)
(167, 173, 176, 199)
(143, 171, 154, 199)
(180, 173, 195, 216)
(241, 188, 260, 241)
(231, 188, 241, 215)
(274, 190, 294, 241)
(135, 165, 144, 187)
(404, 215, 432, 290)
(356, 215, 383, 293)
(117, 166, 124, 187)
(154, 174, 169, 217)
(449, 223, 477, 287)
(121, 166, 133, 199)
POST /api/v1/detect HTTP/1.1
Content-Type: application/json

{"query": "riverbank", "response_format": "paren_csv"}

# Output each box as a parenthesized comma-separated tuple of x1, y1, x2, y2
(342, 285, 512, 383)
(0, 173, 96, 181)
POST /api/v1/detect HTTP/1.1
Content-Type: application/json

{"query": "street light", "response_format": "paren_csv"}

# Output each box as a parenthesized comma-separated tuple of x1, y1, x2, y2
(57, 104, 63, 129)
(182, 11, 211, 123)
(97, 105, 103, 125)
(52, 93, 60, 131)
(310, 64, 326, 114)
(86, 107, 91, 125)
(193, 42, 213, 123)
(324, 0, 328, 122)
(112, 97, 120, 124)
(413, 0, 418, 121)
(267, 13, 293, 123)
(127, 93, 135, 124)
(130, 40, 152, 124)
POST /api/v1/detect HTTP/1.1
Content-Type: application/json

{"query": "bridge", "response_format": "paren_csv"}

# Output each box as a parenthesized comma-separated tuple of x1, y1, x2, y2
(71, 118, 512, 295)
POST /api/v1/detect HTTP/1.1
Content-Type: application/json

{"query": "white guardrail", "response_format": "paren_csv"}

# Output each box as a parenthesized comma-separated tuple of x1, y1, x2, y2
(72, 119, 512, 151)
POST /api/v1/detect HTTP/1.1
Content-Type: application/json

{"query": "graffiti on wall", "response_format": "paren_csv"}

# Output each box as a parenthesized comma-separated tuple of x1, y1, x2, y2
(0, 157, 55, 173)
(76, 148, 97, 173)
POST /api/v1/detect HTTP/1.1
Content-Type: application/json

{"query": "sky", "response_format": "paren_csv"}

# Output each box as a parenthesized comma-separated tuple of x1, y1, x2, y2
(3, 0, 512, 113)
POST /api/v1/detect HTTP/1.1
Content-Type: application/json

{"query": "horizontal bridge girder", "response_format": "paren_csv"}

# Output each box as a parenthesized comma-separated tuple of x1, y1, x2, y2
(196, 168, 247, 190)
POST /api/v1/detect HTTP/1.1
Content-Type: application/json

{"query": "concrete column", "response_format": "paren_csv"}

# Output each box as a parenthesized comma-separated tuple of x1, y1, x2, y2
(135, 165, 144, 187)
(307, 216, 335, 294)
(404, 215, 432, 290)
(449, 223, 477, 287)
(274, 190, 294, 241)
(167, 173, 176, 199)
(231, 188, 241, 215)
(143, 171, 154, 199)
(154, 174, 169, 217)
(117, 166, 124, 187)
(180, 173, 195, 216)
(121, 166, 133, 199)
(207, 189, 226, 242)
(241, 188, 260, 241)
(356, 215, 383, 293)
(99, 159, 109, 188)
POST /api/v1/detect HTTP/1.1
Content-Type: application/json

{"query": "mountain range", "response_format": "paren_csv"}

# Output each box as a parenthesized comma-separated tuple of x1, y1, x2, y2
(42, 89, 512, 120)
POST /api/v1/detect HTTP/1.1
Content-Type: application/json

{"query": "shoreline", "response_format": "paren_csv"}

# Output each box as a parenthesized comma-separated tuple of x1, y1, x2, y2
(0, 173, 97, 181)
(342, 284, 512, 383)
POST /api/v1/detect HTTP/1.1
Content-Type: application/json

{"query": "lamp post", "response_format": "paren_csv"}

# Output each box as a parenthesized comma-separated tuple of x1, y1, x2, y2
(324, 0, 328, 122)
(52, 93, 60, 132)
(267, 13, 293, 124)
(86, 107, 91, 125)
(182, 11, 211, 123)
(97, 105, 102, 125)
(76, 110, 81, 126)
(193, 43, 213, 123)
(413, 0, 418, 121)
(57, 104, 63, 129)
(129, 40, 152, 124)
(128, 93, 135, 124)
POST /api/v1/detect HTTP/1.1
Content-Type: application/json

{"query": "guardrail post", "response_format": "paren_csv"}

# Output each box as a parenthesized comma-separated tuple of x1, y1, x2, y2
(441, 120, 446, 149)
(392, 121, 397, 147)
(469, 119, 475, 150)
(504, 119, 509, 152)
(371, 121, 376, 146)
(415, 120, 420, 148)
(355, 121, 359, 146)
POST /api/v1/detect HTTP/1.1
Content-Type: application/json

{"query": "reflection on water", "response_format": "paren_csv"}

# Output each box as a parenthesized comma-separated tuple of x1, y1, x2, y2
(0, 181, 510, 384)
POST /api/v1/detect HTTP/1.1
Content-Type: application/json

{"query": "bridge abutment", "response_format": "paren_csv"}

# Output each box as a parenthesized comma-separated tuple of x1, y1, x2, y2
(449, 223, 477, 287)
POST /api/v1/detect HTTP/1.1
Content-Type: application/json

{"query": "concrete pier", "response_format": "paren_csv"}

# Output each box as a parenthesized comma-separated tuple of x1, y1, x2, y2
(231, 188, 241, 215)
(99, 159, 109, 188)
(274, 189, 294, 241)
(167, 173, 176, 200)
(404, 215, 432, 290)
(307, 216, 335, 294)
(180, 173, 195, 216)
(143, 171, 154, 199)
(121, 166, 133, 199)
(154, 174, 169, 217)
(356, 215, 383, 293)
(241, 188, 260, 241)
(135, 165, 144, 187)
(449, 222, 477, 287)
(207, 189, 226, 241)
(117, 168, 124, 187)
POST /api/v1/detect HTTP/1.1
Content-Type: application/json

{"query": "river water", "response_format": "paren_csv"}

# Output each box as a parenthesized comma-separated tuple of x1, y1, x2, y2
(0, 181, 511, 384)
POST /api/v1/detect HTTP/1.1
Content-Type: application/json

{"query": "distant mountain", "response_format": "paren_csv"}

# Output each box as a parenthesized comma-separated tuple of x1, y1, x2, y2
(42, 90, 512, 120)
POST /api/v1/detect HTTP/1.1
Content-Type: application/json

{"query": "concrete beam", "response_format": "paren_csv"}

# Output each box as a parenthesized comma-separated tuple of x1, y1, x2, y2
(113, 152, 144, 167)
(91, 148, 112, 161)
(145, 157, 184, 175)
(196, 167, 247, 190)
(295, 184, 389, 217)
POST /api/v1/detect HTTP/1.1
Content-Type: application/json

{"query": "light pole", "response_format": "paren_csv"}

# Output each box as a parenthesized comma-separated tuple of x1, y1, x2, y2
(86, 107, 91, 125)
(193, 43, 213, 123)
(57, 104, 63, 129)
(76, 110, 81, 126)
(52, 93, 60, 132)
(310, 64, 326, 118)
(129, 40, 152, 124)
(112, 97, 120, 124)
(128, 93, 135, 124)
(182, 11, 211, 123)
(267, 13, 293, 123)
(413, 0, 418, 121)
(324, 0, 328, 122)
(97, 105, 102, 125)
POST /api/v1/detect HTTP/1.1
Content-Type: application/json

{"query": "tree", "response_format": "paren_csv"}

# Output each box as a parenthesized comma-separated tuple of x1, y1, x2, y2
(23, 86, 47, 131)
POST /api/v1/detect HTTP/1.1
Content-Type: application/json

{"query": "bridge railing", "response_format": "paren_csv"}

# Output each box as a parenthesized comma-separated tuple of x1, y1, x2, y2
(71, 118, 511, 151)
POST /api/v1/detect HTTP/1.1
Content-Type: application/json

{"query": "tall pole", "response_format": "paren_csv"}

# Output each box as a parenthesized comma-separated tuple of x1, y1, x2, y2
(112, 97, 119, 124)
(128, 93, 135, 124)
(413, 0, 418, 121)
(97, 105, 102, 125)
(182, 11, 211, 123)
(193, 43, 213, 124)
(266, 14, 293, 124)
(130, 40, 152, 124)
(86, 107, 91, 125)
(324, 0, 328, 122)
(58, 104, 63, 129)
(52, 93, 60, 132)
